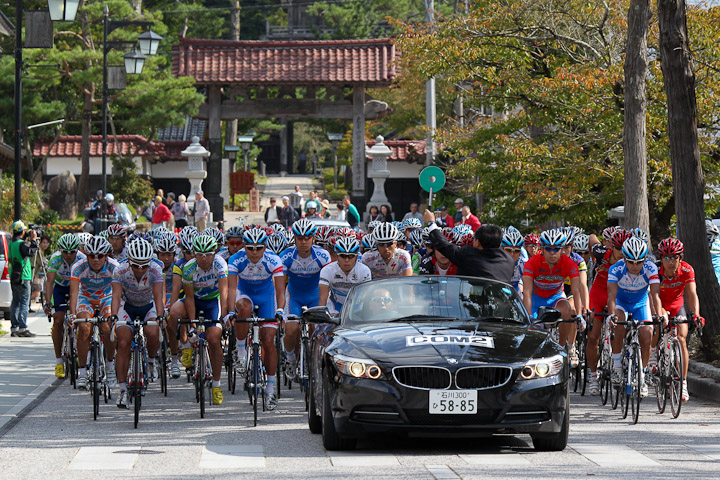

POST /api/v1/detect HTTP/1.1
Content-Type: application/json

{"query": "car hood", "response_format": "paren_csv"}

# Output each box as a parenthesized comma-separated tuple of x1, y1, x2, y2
(334, 322, 551, 365)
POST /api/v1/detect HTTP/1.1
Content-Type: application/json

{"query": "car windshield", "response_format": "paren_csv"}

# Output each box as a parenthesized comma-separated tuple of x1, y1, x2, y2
(342, 276, 529, 326)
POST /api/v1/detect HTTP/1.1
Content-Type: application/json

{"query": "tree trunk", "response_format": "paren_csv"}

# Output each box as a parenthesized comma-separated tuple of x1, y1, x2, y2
(623, 0, 651, 234)
(658, 0, 720, 358)
(76, 87, 92, 209)
(230, 1, 240, 41)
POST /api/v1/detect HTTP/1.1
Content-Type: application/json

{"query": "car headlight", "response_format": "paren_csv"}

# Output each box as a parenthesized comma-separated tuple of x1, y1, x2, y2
(519, 354, 564, 380)
(331, 353, 385, 380)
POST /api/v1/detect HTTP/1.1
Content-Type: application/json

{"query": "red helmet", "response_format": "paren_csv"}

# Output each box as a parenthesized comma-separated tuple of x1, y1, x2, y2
(524, 233, 540, 245)
(611, 229, 633, 248)
(456, 232, 474, 246)
(657, 238, 684, 256)
(107, 223, 127, 238)
(442, 227, 455, 243)
(602, 226, 618, 241)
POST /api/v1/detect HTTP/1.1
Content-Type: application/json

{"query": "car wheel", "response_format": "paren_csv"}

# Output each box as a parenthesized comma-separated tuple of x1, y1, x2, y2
(308, 374, 322, 434)
(531, 398, 569, 452)
(322, 370, 356, 451)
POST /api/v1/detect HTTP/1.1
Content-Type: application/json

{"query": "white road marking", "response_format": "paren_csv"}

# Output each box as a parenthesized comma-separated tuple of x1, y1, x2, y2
(425, 464, 460, 479)
(687, 444, 720, 460)
(0, 374, 56, 430)
(66, 446, 139, 470)
(329, 451, 400, 467)
(459, 453, 531, 466)
(199, 445, 265, 469)
(570, 443, 660, 466)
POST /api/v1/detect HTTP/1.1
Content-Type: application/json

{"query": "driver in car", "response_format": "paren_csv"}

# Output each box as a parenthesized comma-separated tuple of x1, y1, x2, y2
(367, 287, 398, 320)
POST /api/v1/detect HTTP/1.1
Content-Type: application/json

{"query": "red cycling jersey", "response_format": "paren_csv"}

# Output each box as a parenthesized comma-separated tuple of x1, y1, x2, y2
(523, 254, 579, 298)
(659, 261, 695, 316)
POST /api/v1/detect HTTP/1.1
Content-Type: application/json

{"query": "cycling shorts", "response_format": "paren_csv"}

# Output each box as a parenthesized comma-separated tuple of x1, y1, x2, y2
(285, 290, 318, 320)
(116, 302, 156, 328)
(179, 297, 221, 326)
(589, 285, 608, 316)
(666, 304, 686, 319)
(236, 292, 278, 329)
(52, 285, 70, 312)
(76, 294, 112, 317)
(531, 291, 568, 318)
(615, 301, 651, 323)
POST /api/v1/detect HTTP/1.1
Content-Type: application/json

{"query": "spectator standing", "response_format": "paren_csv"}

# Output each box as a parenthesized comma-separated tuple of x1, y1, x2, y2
(8, 221, 38, 337)
(402, 203, 424, 223)
(171, 194, 191, 229)
(304, 190, 318, 214)
(343, 195, 360, 229)
(30, 235, 51, 310)
(460, 206, 482, 232)
(265, 197, 282, 225)
(194, 190, 210, 231)
(380, 204, 394, 222)
(453, 198, 464, 224)
(320, 199, 332, 219)
(152, 196, 172, 229)
(436, 205, 455, 228)
(305, 201, 322, 219)
(156, 188, 166, 205)
(166, 193, 176, 231)
(368, 205, 385, 223)
(336, 203, 346, 221)
(290, 185, 304, 217)
(280, 195, 297, 228)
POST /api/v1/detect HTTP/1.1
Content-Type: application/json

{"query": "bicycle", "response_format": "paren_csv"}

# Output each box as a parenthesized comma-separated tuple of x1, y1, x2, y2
(179, 312, 214, 419)
(275, 315, 286, 399)
(570, 311, 590, 396)
(122, 315, 158, 428)
(654, 313, 702, 418)
(613, 313, 655, 425)
(158, 316, 170, 397)
(233, 306, 276, 427)
(287, 307, 313, 411)
(593, 312, 616, 408)
(73, 309, 110, 421)
(49, 295, 77, 388)
(223, 317, 237, 395)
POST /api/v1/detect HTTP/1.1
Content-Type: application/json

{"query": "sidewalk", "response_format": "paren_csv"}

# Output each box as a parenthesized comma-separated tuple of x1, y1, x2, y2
(0, 311, 58, 432)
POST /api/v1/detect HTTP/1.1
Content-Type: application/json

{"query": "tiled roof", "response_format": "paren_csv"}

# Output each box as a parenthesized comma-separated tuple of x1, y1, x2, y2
(366, 139, 427, 162)
(0, 140, 14, 170)
(157, 117, 207, 142)
(33, 135, 164, 157)
(161, 141, 192, 161)
(172, 38, 396, 86)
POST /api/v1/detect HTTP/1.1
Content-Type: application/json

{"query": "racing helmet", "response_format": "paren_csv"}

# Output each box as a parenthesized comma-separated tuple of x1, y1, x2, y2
(85, 236, 113, 255)
(373, 223, 399, 243)
(266, 233, 288, 254)
(270, 223, 285, 234)
(179, 226, 199, 251)
(98, 230, 109, 240)
(539, 229, 566, 248)
(367, 220, 382, 231)
(335, 236, 360, 254)
(657, 238, 684, 256)
(291, 218, 318, 237)
(57, 233, 81, 252)
(127, 239, 154, 264)
(226, 225, 244, 238)
(192, 234, 218, 253)
(611, 229, 633, 249)
(456, 232, 474, 246)
(409, 229, 424, 247)
(154, 234, 177, 254)
(706, 218, 719, 245)
(630, 227, 650, 244)
(106, 223, 127, 238)
(403, 217, 423, 230)
(203, 227, 225, 246)
(602, 226, 618, 242)
(77, 232, 93, 249)
(502, 229, 524, 248)
(361, 234, 376, 251)
(524, 233, 540, 246)
(573, 234, 590, 253)
(621, 237, 648, 262)
(243, 228, 268, 246)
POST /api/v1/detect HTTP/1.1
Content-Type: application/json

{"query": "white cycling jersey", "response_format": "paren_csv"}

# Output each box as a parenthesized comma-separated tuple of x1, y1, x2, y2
(112, 258, 164, 307)
(319, 261, 372, 312)
(113, 246, 127, 263)
(360, 249, 412, 279)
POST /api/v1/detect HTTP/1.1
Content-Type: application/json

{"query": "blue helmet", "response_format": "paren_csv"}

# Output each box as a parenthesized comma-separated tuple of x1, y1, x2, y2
(540, 229, 566, 247)
(334, 236, 360, 254)
(243, 228, 267, 245)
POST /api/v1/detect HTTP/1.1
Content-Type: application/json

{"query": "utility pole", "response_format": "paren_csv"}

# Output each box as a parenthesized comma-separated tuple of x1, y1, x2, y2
(425, 0, 436, 166)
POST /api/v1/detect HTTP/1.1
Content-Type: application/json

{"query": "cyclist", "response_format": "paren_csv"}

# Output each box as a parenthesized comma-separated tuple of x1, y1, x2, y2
(225, 226, 245, 256)
(167, 226, 199, 374)
(502, 229, 525, 294)
(361, 223, 413, 279)
(409, 229, 426, 274)
(68, 236, 119, 390)
(204, 227, 228, 261)
(585, 228, 629, 395)
(107, 224, 128, 262)
(226, 228, 286, 411)
(266, 233, 288, 255)
(182, 234, 229, 406)
(44, 234, 86, 378)
(319, 237, 372, 312)
(656, 238, 702, 403)
(110, 239, 165, 408)
(279, 219, 330, 378)
(607, 237, 662, 397)
(77, 232, 93, 255)
(524, 233, 540, 258)
(522, 229, 584, 365)
(706, 219, 720, 285)
(573, 234, 592, 278)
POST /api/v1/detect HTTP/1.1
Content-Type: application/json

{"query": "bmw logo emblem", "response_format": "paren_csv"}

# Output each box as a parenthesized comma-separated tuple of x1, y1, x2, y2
(447, 358, 458, 365)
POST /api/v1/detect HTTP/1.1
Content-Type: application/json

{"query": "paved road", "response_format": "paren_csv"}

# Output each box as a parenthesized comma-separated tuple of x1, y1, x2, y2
(0, 365, 718, 479)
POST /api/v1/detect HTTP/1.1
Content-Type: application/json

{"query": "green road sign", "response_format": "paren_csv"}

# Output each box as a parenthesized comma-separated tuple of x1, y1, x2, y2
(419, 166, 446, 193)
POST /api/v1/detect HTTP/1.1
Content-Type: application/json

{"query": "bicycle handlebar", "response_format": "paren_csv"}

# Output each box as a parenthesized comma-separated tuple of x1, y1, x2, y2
(72, 317, 108, 325)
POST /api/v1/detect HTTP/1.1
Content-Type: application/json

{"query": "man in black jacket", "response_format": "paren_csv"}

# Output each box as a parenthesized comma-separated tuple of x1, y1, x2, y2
(264, 197, 282, 225)
(423, 210, 514, 283)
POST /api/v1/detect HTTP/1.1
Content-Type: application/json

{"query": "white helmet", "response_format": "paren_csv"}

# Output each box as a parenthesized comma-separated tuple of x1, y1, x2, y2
(622, 237, 648, 262)
(127, 239, 154, 264)
(573, 234, 590, 253)
(706, 218, 719, 245)
(84, 236, 112, 255)
(77, 232, 93, 248)
(539, 229, 566, 248)
(501, 229, 524, 248)
(372, 223, 399, 243)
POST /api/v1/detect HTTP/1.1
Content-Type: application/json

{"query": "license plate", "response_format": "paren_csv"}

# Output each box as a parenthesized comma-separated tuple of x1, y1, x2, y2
(429, 390, 477, 414)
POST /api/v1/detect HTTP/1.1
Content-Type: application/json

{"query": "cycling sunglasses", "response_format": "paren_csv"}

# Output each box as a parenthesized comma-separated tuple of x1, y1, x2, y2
(376, 242, 394, 248)
(575, 250, 589, 254)
(504, 247, 522, 253)
(129, 262, 150, 269)
(227, 240, 243, 245)
(662, 255, 679, 261)
(295, 235, 313, 241)
(87, 254, 105, 260)
(371, 295, 392, 304)
(61, 250, 77, 255)
(195, 252, 215, 258)
(246, 245, 265, 251)
(625, 258, 645, 265)
(338, 253, 358, 260)
(542, 247, 561, 253)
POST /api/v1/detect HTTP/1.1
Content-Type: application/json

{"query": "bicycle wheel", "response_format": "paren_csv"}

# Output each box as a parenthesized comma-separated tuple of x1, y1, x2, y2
(275, 329, 284, 399)
(199, 344, 206, 418)
(133, 347, 141, 429)
(631, 347, 641, 424)
(253, 344, 260, 427)
(579, 336, 588, 396)
(225, 329, 236, 394)
(91, 345, 100, 421)
(302, 339, 311, 411)
(620, 352, 629, 419)
(600, 346, 610, 406)
(160, 334, 169, 397)
(669, 339, 684, 418)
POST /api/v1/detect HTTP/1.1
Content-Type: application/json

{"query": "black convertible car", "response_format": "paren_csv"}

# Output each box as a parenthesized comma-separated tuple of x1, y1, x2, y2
(302, 276, 569, 451)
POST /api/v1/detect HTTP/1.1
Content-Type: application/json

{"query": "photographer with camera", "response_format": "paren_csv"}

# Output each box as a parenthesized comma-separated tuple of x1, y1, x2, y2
(8, 221, 39, 337)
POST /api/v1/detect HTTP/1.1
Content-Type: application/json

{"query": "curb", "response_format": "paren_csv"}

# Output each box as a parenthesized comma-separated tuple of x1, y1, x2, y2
(687, 371, 720, 404)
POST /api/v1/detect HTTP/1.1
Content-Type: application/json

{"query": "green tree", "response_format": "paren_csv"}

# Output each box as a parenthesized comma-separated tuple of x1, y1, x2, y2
(107, 155, 155, 210)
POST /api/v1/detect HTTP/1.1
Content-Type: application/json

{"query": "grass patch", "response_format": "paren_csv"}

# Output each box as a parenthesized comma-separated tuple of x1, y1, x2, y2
(55, 214, 84, 226)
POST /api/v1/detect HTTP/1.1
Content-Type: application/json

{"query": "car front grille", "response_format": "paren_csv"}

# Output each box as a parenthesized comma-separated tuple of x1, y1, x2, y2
(392, 366, 452, 390)
(403, 409, 499, 425)
(501, 407, 551, 423)
(455, 366, 513, 390)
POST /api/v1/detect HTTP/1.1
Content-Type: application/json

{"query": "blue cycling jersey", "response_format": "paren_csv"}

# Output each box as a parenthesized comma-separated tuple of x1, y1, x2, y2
(711, 239, 720, 285)
(607, 259, 659, 307)
(227, 250, 284, 298)
(280, 245, 331, 316)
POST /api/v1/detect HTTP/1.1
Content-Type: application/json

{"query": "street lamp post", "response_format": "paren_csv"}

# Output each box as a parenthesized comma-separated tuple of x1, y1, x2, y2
(181, 136, 210, 215)
(238, 133, 254, 171)
(327, 133, 343, 189)
(100, 6, 160, 230)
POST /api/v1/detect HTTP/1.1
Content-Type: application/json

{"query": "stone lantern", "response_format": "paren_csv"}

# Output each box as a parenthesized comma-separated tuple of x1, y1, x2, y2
(181, 136, 210, 208)
(365, 135, 392, 215)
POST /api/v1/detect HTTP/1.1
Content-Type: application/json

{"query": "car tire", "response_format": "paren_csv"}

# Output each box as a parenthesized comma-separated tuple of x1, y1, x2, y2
(322, 370, 356, 451)
(531, 398, 569, 452)
(308, 375, 322, 434)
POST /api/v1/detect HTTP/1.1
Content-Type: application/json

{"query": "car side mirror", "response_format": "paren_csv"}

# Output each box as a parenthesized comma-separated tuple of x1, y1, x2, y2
(534, 307, 562, 326)
(302, 306, 340, 325)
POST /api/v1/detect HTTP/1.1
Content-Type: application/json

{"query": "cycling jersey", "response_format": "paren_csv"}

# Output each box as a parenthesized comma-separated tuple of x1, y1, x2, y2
(319, 261, 372, 312)
(47, 250, 86, 287)
(158, 258, 174, 306)
(417, 254, 458, 276)
(113, 246, 127, 263)
(112, 258, 164, 307)
(280, 245, 331, 316)
(227, 250, 283, 318)
(217, 246, 230, 261)
(607, 259, 659, 308)
(360, 249, 412, 279)
(589, 246, 615, 314)
(71, 257, 119, 316)
(510, 258, 526, 293)
(659, 261, 695, 316)
(523, 254, 579, 298)
(182, 256, 228, 301)
(711, 238, 720, 285)
(563, 251, 587, 295)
